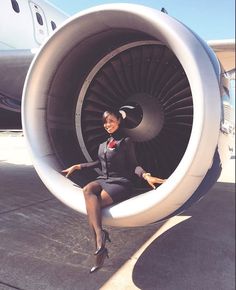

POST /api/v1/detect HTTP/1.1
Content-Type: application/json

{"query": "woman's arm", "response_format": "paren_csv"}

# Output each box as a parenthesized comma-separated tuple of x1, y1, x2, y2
(62, 160, 100, 178)
(124, 137, 166, 188)
(79, 160, 100, 169)
(124, 137, 146, 178)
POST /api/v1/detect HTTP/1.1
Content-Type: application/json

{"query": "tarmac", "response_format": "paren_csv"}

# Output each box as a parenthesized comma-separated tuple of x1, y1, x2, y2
(0, 131, 235, 290)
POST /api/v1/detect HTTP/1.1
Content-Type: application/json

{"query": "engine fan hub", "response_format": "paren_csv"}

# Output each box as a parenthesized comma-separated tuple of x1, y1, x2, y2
(122, 93, 164, 142)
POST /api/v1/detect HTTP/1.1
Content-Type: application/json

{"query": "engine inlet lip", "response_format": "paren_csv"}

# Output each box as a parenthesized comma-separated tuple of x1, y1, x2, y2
(22, 4, 221, 226)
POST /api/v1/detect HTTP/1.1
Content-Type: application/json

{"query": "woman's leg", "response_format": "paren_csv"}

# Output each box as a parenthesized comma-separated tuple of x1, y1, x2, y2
(83, 182, 113, 250)
(95, 190, 113, 249)
(83, 181, 102, 248)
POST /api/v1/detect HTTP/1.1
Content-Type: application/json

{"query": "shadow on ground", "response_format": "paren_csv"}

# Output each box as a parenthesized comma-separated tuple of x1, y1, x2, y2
(132, 182, 235, 290)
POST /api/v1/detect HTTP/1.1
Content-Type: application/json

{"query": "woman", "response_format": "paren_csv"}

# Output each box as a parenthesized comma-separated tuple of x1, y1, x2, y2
(62, 109, 165, 273)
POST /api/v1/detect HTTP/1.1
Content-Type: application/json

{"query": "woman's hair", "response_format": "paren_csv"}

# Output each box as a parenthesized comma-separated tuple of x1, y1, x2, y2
(102, 109, 123, 124)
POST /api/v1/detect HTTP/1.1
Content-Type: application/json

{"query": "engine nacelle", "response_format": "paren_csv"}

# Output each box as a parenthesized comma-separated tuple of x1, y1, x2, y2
(22, 4, 230, 227)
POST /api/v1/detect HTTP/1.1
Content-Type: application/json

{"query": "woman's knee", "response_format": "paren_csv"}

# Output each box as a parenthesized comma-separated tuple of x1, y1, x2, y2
(82, 185, 90, 198)
(83, 182, 101, 198)
(100, 190, 114, 208)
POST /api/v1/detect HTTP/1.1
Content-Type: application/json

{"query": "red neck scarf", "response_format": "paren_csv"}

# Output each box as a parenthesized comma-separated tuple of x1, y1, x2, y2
(107, 137, 117, 149)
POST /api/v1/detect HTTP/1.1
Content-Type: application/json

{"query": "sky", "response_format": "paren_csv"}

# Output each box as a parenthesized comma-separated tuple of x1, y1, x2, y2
(48, 0, 235, 41)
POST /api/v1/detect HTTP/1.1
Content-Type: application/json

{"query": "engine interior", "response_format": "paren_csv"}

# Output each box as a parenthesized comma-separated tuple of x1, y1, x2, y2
(45, 30, 193, 192)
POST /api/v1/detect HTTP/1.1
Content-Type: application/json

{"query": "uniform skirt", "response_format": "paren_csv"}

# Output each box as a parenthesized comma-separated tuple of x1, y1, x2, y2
(95, 176, 134, 203)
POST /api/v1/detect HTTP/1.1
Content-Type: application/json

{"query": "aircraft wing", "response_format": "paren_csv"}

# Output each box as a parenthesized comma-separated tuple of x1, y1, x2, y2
(0, 50, 34, 112)
(208, 39, 235, 73)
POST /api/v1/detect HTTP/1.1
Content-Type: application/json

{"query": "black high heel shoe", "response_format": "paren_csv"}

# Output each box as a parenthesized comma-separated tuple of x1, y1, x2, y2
(90, 247, 109, 273)
(94, 229, 111, 255)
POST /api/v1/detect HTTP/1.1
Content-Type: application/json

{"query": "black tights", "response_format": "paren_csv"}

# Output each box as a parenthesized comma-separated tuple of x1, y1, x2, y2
(83, 181, 110, 250)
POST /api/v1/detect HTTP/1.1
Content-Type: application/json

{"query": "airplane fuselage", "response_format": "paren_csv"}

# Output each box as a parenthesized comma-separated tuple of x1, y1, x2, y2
(0, 0, 68, 128)
(0, 0, 68, 49)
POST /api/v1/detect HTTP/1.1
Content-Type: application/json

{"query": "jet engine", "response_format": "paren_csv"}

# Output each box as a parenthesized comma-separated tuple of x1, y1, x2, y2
(22, 4, 231, 227)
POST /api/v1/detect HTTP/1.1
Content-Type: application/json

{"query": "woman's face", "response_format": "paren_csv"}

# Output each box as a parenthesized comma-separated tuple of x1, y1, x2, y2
(104, 114, 120, 134)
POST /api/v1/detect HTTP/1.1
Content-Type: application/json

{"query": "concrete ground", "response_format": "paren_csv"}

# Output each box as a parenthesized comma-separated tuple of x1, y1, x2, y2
(0, 131, 235, 290)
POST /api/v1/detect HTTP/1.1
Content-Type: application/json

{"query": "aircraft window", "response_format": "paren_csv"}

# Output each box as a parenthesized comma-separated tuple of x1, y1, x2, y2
(51, 21, 57, 30)
(36, 12, 43, 25)
(11, 0, 20, 13)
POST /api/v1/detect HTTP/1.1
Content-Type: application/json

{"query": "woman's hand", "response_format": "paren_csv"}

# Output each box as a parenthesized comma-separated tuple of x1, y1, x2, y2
(143, 173, 166, 189)
(146, 176, 166, 189)
(61, 164, 81, 178)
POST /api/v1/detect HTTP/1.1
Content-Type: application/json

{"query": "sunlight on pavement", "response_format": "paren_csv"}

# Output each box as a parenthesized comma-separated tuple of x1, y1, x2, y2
(217, 157, 235, 183)
(0, 132, 32, 166)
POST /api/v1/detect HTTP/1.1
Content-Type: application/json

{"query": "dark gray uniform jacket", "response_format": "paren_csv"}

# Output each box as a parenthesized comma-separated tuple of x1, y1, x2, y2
(80, 132, 146, 202)
(80, 135, 145, 181)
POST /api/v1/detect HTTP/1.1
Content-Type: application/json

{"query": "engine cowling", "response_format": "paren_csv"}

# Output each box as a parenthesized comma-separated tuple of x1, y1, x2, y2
(22, 4, 229, 227)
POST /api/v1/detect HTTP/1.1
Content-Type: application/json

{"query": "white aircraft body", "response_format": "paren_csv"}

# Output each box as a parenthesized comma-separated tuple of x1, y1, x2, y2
(0, 0, 67, 127)
(0, 0, 68, 49)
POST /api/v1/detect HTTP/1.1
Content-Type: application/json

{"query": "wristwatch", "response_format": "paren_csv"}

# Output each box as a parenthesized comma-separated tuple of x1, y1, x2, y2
(143, 172, 151, 180)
